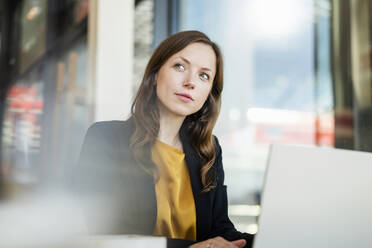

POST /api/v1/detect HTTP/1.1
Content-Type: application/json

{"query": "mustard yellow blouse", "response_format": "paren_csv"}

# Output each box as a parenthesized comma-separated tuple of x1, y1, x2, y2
(151, 139, 197, 241)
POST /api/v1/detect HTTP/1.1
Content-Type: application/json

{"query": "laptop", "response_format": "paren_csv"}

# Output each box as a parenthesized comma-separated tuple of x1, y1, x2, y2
(253, 144, 372, 248)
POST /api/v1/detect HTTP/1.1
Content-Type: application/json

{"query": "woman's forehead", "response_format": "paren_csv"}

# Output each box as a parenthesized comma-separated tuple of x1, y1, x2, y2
(170, 43, 216, 71)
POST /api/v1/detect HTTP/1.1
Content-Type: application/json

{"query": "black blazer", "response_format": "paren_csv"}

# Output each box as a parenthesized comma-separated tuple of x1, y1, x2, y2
(75, 119, 254, 248)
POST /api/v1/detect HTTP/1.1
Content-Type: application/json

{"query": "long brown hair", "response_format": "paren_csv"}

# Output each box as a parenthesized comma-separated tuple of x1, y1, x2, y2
(130, 30, 223, 193)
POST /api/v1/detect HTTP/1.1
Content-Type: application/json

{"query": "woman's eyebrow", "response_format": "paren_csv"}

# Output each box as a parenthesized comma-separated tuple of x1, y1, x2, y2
(178, 56, 212, 72)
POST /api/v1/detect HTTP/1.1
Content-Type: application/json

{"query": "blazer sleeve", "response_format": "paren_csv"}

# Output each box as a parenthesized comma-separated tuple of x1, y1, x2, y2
(211, 136, 255, 248)
(74, 122, 130, 234)
(75, 122, 120, 196)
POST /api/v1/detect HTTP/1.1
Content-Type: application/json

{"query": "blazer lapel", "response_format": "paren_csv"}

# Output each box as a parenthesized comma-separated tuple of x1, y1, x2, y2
(180, 127, 212, 241)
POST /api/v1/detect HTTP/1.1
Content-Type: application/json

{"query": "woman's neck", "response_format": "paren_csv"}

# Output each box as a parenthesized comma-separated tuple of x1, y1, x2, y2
(157, 112, 185, 150)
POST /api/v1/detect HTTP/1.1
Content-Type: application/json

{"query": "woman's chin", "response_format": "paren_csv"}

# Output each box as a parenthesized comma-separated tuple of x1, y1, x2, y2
(164, 107, 196, 118)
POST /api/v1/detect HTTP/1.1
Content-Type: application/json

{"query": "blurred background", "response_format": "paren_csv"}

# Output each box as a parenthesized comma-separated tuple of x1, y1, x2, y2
(0, 0, 371, 241)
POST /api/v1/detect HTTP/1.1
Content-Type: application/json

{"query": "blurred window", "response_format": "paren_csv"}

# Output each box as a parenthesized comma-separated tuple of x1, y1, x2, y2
(179, 0, 332, 234)
(0, 3, 2, 52)
(19, 0, 47, 73)
(2, 73, 44, 186)
(133, 0, 154, 95)
(315, 0, 334, 147)
(1, 0, 90, 195)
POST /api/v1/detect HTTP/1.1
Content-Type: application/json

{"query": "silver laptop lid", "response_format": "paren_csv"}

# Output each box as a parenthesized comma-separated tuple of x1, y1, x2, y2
(253, 144, 372, 248)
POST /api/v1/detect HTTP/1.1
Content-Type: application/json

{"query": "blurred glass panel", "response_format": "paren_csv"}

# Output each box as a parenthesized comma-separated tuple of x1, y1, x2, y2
(331, 0, 372, 152)
(2, 72, 44, 195)
(331, 0, 354, 149)
(19, 0, 47, 73)
(315, 0, 334, 147)
(0, 3, 2, 53)
(51, 0, 89, 39)
(133, 0, 154, 95)
(179, 0, 324, 232)
(1, 0, 90, 197)
(50, 37, 90, 182)
(349, 0, 372, 152)
(73, 0, 89, 25)
(1, 38, 91, 195)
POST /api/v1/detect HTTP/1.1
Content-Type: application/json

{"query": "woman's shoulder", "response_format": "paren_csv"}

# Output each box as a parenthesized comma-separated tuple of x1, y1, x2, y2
(84, 118, 134, 144)
(87, 118, 134, 134)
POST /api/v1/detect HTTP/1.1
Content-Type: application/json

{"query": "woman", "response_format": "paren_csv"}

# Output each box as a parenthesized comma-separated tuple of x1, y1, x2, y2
(76, 30, 254, 248)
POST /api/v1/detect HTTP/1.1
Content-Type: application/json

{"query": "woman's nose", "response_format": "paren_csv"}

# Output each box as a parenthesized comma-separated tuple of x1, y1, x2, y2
(183, 73, 196, 89)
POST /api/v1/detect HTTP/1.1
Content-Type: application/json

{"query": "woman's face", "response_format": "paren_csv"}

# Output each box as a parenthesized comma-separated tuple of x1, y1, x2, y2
(155, 42, 217, 119)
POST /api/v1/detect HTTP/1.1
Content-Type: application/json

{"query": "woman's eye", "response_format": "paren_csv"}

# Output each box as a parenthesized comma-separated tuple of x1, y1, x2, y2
(200, 73, 210, 81)
(174, 63, 185, 71)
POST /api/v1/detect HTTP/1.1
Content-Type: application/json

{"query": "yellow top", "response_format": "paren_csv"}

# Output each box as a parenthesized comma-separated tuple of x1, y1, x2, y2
(151, 139, 197, 241)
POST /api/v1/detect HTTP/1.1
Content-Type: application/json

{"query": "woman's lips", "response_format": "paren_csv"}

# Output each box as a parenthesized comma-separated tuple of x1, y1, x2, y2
(175, 93, 194, 102)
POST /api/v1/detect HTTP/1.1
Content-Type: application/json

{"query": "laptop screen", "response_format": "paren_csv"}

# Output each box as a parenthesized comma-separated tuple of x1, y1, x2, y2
(253, 144, 372, 248)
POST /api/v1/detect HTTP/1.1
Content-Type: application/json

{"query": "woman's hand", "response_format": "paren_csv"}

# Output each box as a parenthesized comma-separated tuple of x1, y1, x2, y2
(189, 236, 246, 248)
